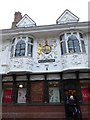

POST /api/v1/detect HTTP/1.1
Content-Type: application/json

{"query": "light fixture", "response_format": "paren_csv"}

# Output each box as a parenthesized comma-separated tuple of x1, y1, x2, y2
(19, 84, 23, 88)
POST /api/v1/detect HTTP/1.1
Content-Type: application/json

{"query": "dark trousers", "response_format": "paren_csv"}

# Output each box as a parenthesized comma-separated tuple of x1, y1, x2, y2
(66, 105, 82, 120)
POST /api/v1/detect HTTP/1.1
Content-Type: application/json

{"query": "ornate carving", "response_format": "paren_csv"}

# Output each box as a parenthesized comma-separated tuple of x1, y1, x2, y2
(13, 59, 23, 68)
(71, 55, 82, 65)
(61, 57, 67, 69)
(26, 59, 33, 69)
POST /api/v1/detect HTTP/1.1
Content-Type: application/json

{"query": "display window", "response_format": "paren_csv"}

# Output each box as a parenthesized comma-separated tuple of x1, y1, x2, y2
(17, 82, 27, 103)
(80, 80, 90, 102)
(3, 83, 13, 104)
(48, 81, 60, 103)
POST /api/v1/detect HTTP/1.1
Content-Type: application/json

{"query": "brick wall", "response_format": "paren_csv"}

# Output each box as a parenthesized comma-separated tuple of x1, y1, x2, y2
(2, 104, 90, 120)
(2, 105, 65, 119)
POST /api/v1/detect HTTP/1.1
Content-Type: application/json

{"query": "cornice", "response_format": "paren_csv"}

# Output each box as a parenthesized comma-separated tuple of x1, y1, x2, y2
(0, 21, 90, 39)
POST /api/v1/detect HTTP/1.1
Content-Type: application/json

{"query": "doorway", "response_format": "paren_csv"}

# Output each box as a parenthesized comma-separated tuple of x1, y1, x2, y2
(65, 89, 76, 96)
(64, 80, 82, 120)
(63, 79, 80, 101)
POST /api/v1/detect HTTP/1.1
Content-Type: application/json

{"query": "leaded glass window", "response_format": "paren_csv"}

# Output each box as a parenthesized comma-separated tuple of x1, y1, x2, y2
(15, 40, 26, 56)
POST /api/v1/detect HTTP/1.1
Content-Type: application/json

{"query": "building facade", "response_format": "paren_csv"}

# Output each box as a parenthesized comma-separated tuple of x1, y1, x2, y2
(1, 10, 90, 120)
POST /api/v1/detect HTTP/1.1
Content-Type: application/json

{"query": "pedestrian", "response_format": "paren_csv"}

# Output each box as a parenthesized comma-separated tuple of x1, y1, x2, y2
(68, 95, 77, 120)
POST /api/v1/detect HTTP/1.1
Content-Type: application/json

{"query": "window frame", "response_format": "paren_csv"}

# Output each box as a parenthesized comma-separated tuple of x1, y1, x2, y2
(10, 36, 34, 57)
(59, 31, 86, 55)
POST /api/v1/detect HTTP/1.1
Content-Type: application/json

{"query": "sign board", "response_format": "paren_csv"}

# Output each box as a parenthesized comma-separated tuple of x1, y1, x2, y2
(4, 89, 12, 103)
(81, 88, 90, 102)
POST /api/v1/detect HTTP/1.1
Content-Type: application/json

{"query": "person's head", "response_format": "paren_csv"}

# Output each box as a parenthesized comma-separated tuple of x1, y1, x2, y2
(70, 95, 74, 100)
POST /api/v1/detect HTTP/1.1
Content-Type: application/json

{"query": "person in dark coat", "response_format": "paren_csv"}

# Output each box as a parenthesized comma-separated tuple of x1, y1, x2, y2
(67, 95, 82, 120)
(68, 95, 77, 120)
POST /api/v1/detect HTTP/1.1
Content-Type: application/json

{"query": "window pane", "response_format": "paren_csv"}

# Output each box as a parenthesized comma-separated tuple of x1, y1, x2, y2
(48, 81, 60, 103)
(17, 82, 27, 103)
(68, 35, 80, 53)
(20, 50, 25, 55)
(16, 44, 20, 49)
(81, 40, 86, 52)
(68, 40, 74, 53)
(15, 50, 20, 56)
(27, 44, 31, 55)
(15, 40, 26, 56)
(73, 40, 80, 53)
(20, 44, 26, 49)
(61, 41, 66, 54)
(17, 88, 27, 103)
(19, 53, 25, 56)
(68, 40, 73, 47)
(68, 35, 77, 41)
(27, 44, 33, 57)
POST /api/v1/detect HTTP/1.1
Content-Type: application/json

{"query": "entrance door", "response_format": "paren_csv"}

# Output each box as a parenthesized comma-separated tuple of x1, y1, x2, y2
(64, 80, 82, 120)
(63, 80, 79, 101)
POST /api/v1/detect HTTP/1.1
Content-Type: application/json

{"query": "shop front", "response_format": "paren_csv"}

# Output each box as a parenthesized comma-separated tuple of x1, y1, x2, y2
(2, 71, 90, 120)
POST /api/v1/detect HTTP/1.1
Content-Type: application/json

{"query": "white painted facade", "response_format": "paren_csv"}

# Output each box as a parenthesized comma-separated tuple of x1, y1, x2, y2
(2, 10, 90, 120)
(0, 10, 89, 75)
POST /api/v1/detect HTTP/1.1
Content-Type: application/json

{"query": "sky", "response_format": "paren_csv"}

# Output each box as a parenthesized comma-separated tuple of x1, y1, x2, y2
(0, 0, 89, 29)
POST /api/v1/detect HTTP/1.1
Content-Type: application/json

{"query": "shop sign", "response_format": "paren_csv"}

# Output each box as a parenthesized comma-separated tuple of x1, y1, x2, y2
(4, 89, 12, 103)
(81, 88, 90, 102)
(38, 59, 55, 63)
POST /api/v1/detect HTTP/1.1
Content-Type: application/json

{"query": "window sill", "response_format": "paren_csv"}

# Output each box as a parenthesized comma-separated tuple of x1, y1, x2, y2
(61, 52, 86, 56)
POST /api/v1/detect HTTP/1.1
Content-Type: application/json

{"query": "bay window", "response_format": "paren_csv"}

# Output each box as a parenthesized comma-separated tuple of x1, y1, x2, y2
(10, 36, 34, 57)
(60, 32, 86, 55)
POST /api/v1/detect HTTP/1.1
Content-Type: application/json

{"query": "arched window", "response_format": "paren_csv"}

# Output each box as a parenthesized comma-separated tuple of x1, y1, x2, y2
(60, 32, 85, 55)
(15, 40, 26, 56)
(68, 35, 80, 53)
(10, 36, 34, 57)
